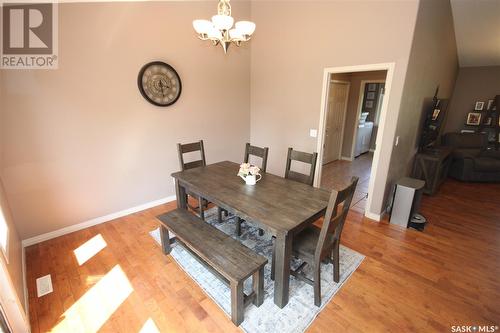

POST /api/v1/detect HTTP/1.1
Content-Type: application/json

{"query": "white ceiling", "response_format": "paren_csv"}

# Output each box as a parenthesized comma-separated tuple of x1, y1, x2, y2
(451, 0, 500, 67)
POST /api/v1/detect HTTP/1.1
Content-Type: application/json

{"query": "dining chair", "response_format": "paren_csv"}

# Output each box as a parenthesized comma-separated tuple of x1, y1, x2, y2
(177, 140, 209, 220)
(284, 148, 318, 186)
(221, 143, 270, 236)
(244, 143, 269, 172)
(271, 176, 359, 306)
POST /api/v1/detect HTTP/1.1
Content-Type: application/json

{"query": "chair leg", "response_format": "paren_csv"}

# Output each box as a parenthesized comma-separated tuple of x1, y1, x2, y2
(217, 207, 223, 223)
(236, 217, 242, 236)
(198, 197, 205, 221)
(314, 263, 321, 307)
(270, 240, 276, 281)
(333, 241, 340, 283)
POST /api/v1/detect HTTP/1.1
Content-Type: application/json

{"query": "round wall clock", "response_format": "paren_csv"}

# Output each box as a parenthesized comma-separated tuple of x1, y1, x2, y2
(137, 61, 182, 107)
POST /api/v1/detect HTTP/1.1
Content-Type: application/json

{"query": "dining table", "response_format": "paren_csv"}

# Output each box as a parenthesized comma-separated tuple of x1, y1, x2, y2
(171, 161, 331, 308)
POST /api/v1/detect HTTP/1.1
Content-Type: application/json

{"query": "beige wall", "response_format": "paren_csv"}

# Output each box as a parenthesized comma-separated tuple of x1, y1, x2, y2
(0, 2, 251, 239)
(443, 66, 500, 134)
(249, 0, 419, 216)
(385, 0, 458, 211)
(339, 71, 387, 159)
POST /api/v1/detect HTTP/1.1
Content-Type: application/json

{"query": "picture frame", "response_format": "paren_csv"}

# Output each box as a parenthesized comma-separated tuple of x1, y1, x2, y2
(367, 83, 377, 91)
(366, 92, 376, 100)
(484, 117, 492, 126)
(461, 129, 475, 134)
(466, 112, 482, 125)
(365, 100, 374, 108)
(431, 109, 441, 121)
(474, 101, 484, 111)
(487, 99, 494, 110)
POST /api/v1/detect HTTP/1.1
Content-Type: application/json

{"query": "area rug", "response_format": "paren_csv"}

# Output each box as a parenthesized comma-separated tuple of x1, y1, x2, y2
(150, 208, 364, 333)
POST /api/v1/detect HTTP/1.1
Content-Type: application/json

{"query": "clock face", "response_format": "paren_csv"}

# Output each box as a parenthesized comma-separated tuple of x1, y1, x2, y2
(138, 61, 182, 107)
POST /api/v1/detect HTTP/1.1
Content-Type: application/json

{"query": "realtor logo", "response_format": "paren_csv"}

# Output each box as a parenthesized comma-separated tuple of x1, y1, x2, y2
(1, 3, 58, 69)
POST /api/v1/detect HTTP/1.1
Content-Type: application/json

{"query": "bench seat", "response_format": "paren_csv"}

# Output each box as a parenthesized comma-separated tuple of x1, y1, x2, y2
(157, 209, 267, 326)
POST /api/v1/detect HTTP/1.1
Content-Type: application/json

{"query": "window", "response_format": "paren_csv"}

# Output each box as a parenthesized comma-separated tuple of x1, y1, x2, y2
(0, 205, 8, 262)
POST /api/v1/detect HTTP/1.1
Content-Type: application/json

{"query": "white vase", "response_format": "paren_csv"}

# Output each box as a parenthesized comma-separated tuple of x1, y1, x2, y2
(242, 174, 262, 185)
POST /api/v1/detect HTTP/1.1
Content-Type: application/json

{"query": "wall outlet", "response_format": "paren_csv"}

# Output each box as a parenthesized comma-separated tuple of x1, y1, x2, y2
(309, 129, 318, 138)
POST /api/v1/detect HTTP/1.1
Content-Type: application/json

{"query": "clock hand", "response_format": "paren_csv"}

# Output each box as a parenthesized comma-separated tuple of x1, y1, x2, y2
(158, 80, 166, 96)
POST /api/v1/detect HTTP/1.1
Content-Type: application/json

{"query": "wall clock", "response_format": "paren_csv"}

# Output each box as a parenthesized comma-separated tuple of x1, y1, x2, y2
(137, 61, 182, 107)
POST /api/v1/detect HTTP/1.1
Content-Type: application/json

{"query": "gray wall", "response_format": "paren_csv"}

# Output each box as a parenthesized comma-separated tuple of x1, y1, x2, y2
(384, 0, 458, 211)
(250, 0, 419, 217)
(0, 2, 251, 239)
(443, 66, 500, 134)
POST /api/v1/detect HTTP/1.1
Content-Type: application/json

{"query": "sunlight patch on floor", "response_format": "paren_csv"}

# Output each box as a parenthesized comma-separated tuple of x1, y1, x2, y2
(51, 265, 133, 333)
(138, 318, 160, 333)
(74, 234, 107, 265)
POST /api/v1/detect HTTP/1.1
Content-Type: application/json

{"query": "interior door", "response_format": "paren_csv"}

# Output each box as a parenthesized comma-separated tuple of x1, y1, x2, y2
(323, 82, 349, 164)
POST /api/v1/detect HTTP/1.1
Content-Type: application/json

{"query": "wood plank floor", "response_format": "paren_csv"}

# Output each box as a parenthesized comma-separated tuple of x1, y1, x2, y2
(25, 179, 500, 332)
(321, 153, 373, 213)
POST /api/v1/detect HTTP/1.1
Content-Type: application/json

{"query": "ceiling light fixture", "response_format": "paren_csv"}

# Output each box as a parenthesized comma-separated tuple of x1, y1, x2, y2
(192, 0, 256, 54)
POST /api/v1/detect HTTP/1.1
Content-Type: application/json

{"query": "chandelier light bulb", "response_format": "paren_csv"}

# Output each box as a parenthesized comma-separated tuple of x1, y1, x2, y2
(235, 21, 256, 36)
(212, 14, 234, 31)
(193, 19, 212, 34)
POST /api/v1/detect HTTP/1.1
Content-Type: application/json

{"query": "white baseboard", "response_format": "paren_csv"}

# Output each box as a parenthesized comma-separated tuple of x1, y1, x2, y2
(21, 195, 176, 247)
(364, 210, 382, 221)
(341, 156, 353, 162)
(369, 149, 375, 153)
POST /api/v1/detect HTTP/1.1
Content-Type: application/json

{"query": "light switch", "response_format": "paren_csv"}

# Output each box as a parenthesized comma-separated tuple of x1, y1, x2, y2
(395, 136, 400, 146)
(309, 129, 318, 138)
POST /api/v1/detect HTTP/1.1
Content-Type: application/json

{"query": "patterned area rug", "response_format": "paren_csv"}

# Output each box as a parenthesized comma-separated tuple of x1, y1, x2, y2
(150, 208, 364, 333)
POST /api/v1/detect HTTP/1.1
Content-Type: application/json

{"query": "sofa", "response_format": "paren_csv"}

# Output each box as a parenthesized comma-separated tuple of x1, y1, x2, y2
(442, 133, 500, 182)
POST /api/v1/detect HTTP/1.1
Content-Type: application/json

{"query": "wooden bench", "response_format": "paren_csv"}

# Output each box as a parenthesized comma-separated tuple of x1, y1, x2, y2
(156, 209, 267, 326)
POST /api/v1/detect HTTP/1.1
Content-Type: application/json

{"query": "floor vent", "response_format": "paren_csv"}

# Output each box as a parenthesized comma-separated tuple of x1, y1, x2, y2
(36, 274, 53, 297)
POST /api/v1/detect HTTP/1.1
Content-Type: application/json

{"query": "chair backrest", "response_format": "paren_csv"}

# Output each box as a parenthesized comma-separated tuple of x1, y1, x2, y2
(284, 148, 318, 186)
(315, 176, 359, 260)
(177, 140, 206, 171)
(244, 143, 269, 172)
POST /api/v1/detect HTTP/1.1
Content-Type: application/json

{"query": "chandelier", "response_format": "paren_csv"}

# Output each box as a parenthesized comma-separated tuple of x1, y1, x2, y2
(192, 0, 256, 54)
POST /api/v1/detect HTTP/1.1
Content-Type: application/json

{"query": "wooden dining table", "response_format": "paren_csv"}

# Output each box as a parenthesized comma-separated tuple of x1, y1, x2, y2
(171, 161, 331, 308)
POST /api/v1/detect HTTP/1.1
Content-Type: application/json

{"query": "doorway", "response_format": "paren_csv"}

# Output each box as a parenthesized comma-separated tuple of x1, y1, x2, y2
(315, 63, 395, 220)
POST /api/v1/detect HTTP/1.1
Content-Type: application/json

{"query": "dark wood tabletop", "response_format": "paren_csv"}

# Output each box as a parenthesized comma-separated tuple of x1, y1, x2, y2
(171, 161, 330, 235)
(171, 161, 331, 308)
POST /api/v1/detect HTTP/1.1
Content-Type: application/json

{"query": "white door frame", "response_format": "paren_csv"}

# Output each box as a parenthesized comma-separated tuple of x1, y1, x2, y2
(323, 79, 350, 164)
(315, 63, 395, 221)
(349, 79, 386, 160)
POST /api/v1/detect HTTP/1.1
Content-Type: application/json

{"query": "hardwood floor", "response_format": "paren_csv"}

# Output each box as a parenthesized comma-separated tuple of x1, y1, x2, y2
(321, 153, 373, 213)
(25, 179, 500, 332)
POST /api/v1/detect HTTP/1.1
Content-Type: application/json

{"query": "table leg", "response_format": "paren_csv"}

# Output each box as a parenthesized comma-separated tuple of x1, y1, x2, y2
(274, 232, 292, 308)
(175, 179, 187, 210)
